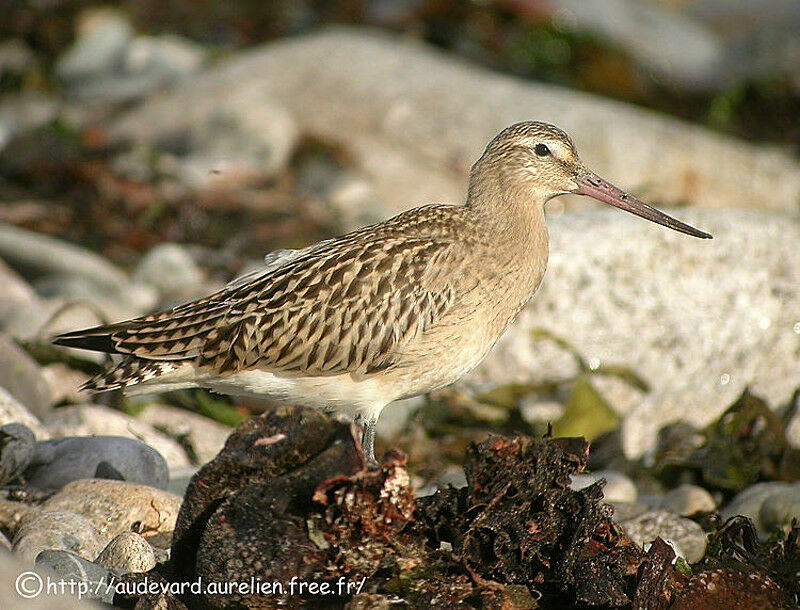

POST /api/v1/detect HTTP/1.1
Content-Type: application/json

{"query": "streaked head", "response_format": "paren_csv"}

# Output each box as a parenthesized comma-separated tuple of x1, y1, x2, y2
(470, 121, 711, 239)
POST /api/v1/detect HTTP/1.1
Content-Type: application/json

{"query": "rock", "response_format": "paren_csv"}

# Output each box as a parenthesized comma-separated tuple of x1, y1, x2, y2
(133, 244, 207, 307)
(42, 404, 190, 468)
(658, 484, 716, 516)
(571, 471, 638, 505)
(39, 364, 91, 406)
(618, 509, 707, 563)
(171, 99, 298, 189)
(0, 334, 52, 418)
(166, 464, 199, 496)
(719, 482, 791, 535)
(0, 38, 34, 77)
(136, 402, 231, 464)
(468, 207, 800, 458)
(55, 8, 133, 83)
(0, 423, 35, 486)
(94, 532, 156, 573)
(0, 386, 47, 439)
(0, 93, 58, 154)
(124, 34, 205, 80)
(548, 0, 724, 91)
(0, 222, 156, 315)
(13, 510, 101, 562)
(759, 483, 800, 535)
(33, 274, 157, 327)
(0, 499, 39, 536)
(375, 396, 423, 441)
(0, 257, 49, 339)
(0, 549, 97, 608)
(111, 27, 800, 224)
(786, 408, 800, 449)
(42, 479, 181, 546)
(25, 436, 169, 491)
(35, 550, 118, 604)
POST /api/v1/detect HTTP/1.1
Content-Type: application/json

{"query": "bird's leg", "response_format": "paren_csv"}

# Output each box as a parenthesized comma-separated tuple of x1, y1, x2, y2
(361, 418, 379, 469)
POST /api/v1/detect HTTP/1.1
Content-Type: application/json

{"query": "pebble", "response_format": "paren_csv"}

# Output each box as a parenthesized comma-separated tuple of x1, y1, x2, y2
(40, 363, 92, 406)
(55, 8, 133, 83)
(25, 436, 169, 491)
(0, 423, 35, 487)
(0, 257, 49, 339)
(0, 222, 156, 315)
(618, 509, 707, 563)
(42, 404, 190, 468)
(570, 471, 638, 505)
(136, 402, 231, 465)
(42, 479, 182, 545)
(35, 550, 118, 604)
(94, 532, 156, 573)
(0, 385, 47, 439)
(658, 484, 716, 516)
(759, 483, 800, 535)
(166, 464, 199, 496)
(13, 510, 101, 563)
(0, 333, 52, 419)
(720, 482, 791, 535)
(125, 34, 205, 80)
(133, 243, 207, 307)
(0, 550, 97, 609)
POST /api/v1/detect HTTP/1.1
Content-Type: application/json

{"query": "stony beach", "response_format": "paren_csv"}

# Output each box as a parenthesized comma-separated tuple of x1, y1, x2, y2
(0, 2, 799, 608)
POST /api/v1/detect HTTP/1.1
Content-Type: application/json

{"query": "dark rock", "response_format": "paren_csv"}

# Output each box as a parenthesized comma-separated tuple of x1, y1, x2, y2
(0, 423, 35, 486)
(170, 406, 363, 607)
(24, 435, 169, 490)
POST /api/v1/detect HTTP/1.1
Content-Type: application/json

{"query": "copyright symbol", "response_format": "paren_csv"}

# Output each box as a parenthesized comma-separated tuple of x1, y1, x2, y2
(15, 571, 43, 598)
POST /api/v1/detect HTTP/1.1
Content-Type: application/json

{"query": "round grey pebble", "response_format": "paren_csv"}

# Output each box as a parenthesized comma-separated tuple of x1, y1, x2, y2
(659, 484, 716, 516)
(25, 435, 169, 490)
(759, 483, 800, 534)
(35, 549, 118, 604)
(95, 532, 156, 573)
(720, 482, 791, 535)
(13, 510, 101, 563)
(618, 509, 707, 563)
(0, 423, 35, 486)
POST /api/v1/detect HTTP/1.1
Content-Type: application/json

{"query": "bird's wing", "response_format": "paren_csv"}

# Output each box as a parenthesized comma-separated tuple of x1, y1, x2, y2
(55, 229, 458, 378)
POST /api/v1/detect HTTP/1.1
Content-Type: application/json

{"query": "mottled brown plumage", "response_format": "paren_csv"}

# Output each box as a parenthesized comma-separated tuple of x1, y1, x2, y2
(54, 121, 711, 465)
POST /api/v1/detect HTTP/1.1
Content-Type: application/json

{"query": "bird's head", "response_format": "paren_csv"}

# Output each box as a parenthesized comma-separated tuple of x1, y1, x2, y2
(469, 121, 712, 239)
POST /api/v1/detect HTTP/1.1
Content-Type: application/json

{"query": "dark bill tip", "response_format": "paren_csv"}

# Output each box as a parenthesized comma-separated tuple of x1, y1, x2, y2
(573, 171, 713, 239)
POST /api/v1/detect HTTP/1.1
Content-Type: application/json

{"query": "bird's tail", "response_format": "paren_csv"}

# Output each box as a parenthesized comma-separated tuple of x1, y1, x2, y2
(81, 358, 182, 393)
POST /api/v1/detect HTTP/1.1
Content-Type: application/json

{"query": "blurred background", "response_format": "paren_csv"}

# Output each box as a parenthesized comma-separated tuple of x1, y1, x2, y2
(0, 0, 799, 537)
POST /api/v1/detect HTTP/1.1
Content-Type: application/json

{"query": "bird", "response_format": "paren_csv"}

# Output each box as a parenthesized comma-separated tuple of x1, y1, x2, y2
(53, 121, 711, 466)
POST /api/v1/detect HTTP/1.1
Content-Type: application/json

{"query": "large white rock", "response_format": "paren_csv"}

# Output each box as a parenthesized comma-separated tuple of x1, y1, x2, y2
(111, 27, 800, 227)
(466, 206, 800, 458)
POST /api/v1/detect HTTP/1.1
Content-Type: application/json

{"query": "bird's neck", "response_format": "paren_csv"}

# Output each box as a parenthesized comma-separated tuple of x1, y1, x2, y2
(465, 175, 550, 300)
(466, 174, 548, 253)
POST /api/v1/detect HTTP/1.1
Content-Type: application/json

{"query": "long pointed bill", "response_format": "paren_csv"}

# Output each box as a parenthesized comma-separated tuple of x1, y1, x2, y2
(574, 171, 712, 239)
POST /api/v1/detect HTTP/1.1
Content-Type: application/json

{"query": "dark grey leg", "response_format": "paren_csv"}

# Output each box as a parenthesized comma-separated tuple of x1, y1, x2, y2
(361, 418, 378, 469)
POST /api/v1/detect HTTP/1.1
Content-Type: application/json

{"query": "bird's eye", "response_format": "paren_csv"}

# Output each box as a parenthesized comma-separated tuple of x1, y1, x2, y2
(534, 143, 551, 157)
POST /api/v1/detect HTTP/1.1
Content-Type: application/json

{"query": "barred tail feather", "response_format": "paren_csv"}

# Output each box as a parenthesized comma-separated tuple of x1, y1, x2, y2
(82, 358, 183, 392)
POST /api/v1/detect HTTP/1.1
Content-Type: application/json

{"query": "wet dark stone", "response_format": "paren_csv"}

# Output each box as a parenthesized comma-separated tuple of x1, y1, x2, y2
(24, 435, 169, 490)
(170, 406, 364, 607)
(0, 423, 35, 487)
